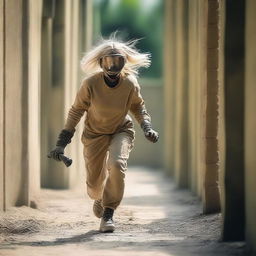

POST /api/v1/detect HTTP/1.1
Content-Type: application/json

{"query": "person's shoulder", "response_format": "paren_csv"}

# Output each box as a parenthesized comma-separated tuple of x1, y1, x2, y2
(81, 72, 102, 89)
(123, 74, 140, 89)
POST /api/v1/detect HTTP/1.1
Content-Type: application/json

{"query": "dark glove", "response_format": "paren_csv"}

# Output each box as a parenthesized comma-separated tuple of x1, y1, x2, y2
(48, 146, 64, 161)
(48, 129, 74, 161)
(141, 120, 159, 143)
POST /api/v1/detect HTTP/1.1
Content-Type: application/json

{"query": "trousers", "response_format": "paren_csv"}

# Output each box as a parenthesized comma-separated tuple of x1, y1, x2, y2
(82, 131, 134, 209)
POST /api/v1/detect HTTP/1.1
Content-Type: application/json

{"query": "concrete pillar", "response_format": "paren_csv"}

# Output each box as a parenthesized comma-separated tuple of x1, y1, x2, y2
(187, 0, 200, 194)
(28, 0, 43, 207)
(40, 3, 54, 188)
(218, 0, 226, 220)
(173, 0, 189, 188)
(202, 0, 221, 214)
(195, 0, 207, 198)
(1, 0, 29, 208)
(0, 0, 90, 208)
(64, 0, 84, 188)
(164, 0, 221, 213)
(163, 0, 175, 176)
(41, 0, 93, 189)
(245, 0, 256, 252)
(0, 0, 43, 210)
(40, 0, 68, 188)
(78, 0, 93, 69)
(85, 0, 93, 50)
(222, 0, 245, 241)
(63, 0, 93, 188)
(0, 0, 4, 211)
(5, 0, 29, 207)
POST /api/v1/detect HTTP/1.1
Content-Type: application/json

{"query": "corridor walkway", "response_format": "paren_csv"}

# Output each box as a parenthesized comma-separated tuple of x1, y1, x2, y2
(0, 167, 246, 256)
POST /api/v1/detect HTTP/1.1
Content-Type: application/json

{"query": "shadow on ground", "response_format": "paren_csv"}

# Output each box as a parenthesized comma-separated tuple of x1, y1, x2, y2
(0, 167, 248, 256)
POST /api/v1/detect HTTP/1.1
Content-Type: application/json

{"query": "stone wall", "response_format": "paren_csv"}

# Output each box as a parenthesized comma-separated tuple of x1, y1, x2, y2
(164, 0, 220, 213)
(0, 0, 92, 210)
(164, 0, 256, 251)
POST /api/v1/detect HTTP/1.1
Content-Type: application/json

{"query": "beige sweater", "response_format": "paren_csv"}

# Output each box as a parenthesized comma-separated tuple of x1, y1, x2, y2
(64, 72, 151, 137)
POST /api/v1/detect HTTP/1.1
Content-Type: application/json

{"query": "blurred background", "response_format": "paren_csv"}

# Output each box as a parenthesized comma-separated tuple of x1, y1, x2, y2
(93, 0, 163, 78)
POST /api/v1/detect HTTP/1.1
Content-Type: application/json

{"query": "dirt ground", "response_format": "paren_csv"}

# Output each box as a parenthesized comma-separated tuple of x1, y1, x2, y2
(0, 167, 247, 256)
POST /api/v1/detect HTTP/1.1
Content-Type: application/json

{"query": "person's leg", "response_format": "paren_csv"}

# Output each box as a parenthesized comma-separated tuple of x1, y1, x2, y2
(99, 132, 134, 232)
(82, 135, 111, 200)
(103, 132, 134, 209)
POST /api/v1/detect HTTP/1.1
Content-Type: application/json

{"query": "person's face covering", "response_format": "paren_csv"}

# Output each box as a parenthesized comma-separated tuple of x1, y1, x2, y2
(100, 53, 126, 76)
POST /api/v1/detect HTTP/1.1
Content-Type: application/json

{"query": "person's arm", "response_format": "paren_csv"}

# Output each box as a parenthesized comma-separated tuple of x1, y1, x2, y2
(130, 81, 159, 143)
(48, 80, 90, 161)
(64, 80, 90, 132)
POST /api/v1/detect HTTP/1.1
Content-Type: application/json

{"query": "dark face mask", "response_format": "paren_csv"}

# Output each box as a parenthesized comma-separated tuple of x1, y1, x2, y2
(100, 54, 126, 77)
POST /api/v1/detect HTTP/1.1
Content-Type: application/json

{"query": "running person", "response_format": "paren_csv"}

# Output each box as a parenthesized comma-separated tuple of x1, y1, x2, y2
(49, 37, 159, 232)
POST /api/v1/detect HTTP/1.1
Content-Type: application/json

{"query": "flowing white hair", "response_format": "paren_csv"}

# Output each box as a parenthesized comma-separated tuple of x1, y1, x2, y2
(80, 36, 151, 76)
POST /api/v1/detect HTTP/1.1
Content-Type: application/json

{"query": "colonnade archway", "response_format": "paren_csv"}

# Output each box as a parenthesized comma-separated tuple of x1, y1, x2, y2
(1, 0, 256, 254)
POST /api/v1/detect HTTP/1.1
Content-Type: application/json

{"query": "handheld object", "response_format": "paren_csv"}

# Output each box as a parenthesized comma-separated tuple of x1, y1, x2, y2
(47, 153, 73, 167)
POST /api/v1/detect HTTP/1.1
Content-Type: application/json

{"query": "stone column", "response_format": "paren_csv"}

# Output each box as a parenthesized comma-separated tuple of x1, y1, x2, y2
(194, 0, 208, 199)
(0, 0, 5, 211)
(1, 0, 29, 208)
(40, 0, 68, 188)
(163, 0, 175, 176)
(173, 0, 189, 188)
(202, 0, 221, 214)
(218, 0, 226, 220)
(41, 0, 93, 189)
(222, 0, 245, 240)
(64, 0, 84, 188)
(0, 0, 44, 210)
(40, 0, 53, 187)
(187, 0, 200, 193)
(28, 0, 43, 207)
(245, 0, 256, 252)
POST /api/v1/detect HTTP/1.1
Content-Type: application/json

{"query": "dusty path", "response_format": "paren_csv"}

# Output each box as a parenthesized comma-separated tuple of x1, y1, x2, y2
(0, 167, 246, 256)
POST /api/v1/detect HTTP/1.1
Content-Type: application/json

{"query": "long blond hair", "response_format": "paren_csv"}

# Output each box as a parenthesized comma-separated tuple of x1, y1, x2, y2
(80, 36, 151, 76)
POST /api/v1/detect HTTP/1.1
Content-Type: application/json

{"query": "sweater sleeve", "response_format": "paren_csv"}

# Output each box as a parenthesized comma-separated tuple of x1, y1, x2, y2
(64, 80, 90, 132)
(129, 81, 151, 125)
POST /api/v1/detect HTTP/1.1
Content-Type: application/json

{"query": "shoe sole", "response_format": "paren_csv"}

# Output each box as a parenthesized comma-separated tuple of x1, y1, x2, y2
(99, 226, 115, 233)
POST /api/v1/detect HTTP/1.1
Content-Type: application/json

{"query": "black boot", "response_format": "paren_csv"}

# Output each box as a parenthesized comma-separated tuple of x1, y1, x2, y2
(99, 208, 115, 233)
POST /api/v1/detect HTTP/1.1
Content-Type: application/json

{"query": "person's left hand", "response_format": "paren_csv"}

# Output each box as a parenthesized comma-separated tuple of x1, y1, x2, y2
(144, 129, 159, 143)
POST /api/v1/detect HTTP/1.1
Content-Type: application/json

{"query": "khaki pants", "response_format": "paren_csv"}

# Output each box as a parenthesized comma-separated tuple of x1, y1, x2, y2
(82, 131, 134, 209)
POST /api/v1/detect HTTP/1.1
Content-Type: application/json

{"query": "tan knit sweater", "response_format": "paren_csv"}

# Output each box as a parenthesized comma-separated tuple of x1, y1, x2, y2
(64, 72, 151, 136)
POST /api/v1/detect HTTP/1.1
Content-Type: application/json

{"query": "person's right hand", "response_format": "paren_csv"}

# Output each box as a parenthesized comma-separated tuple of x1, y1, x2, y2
(48, 146, 64, 161)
